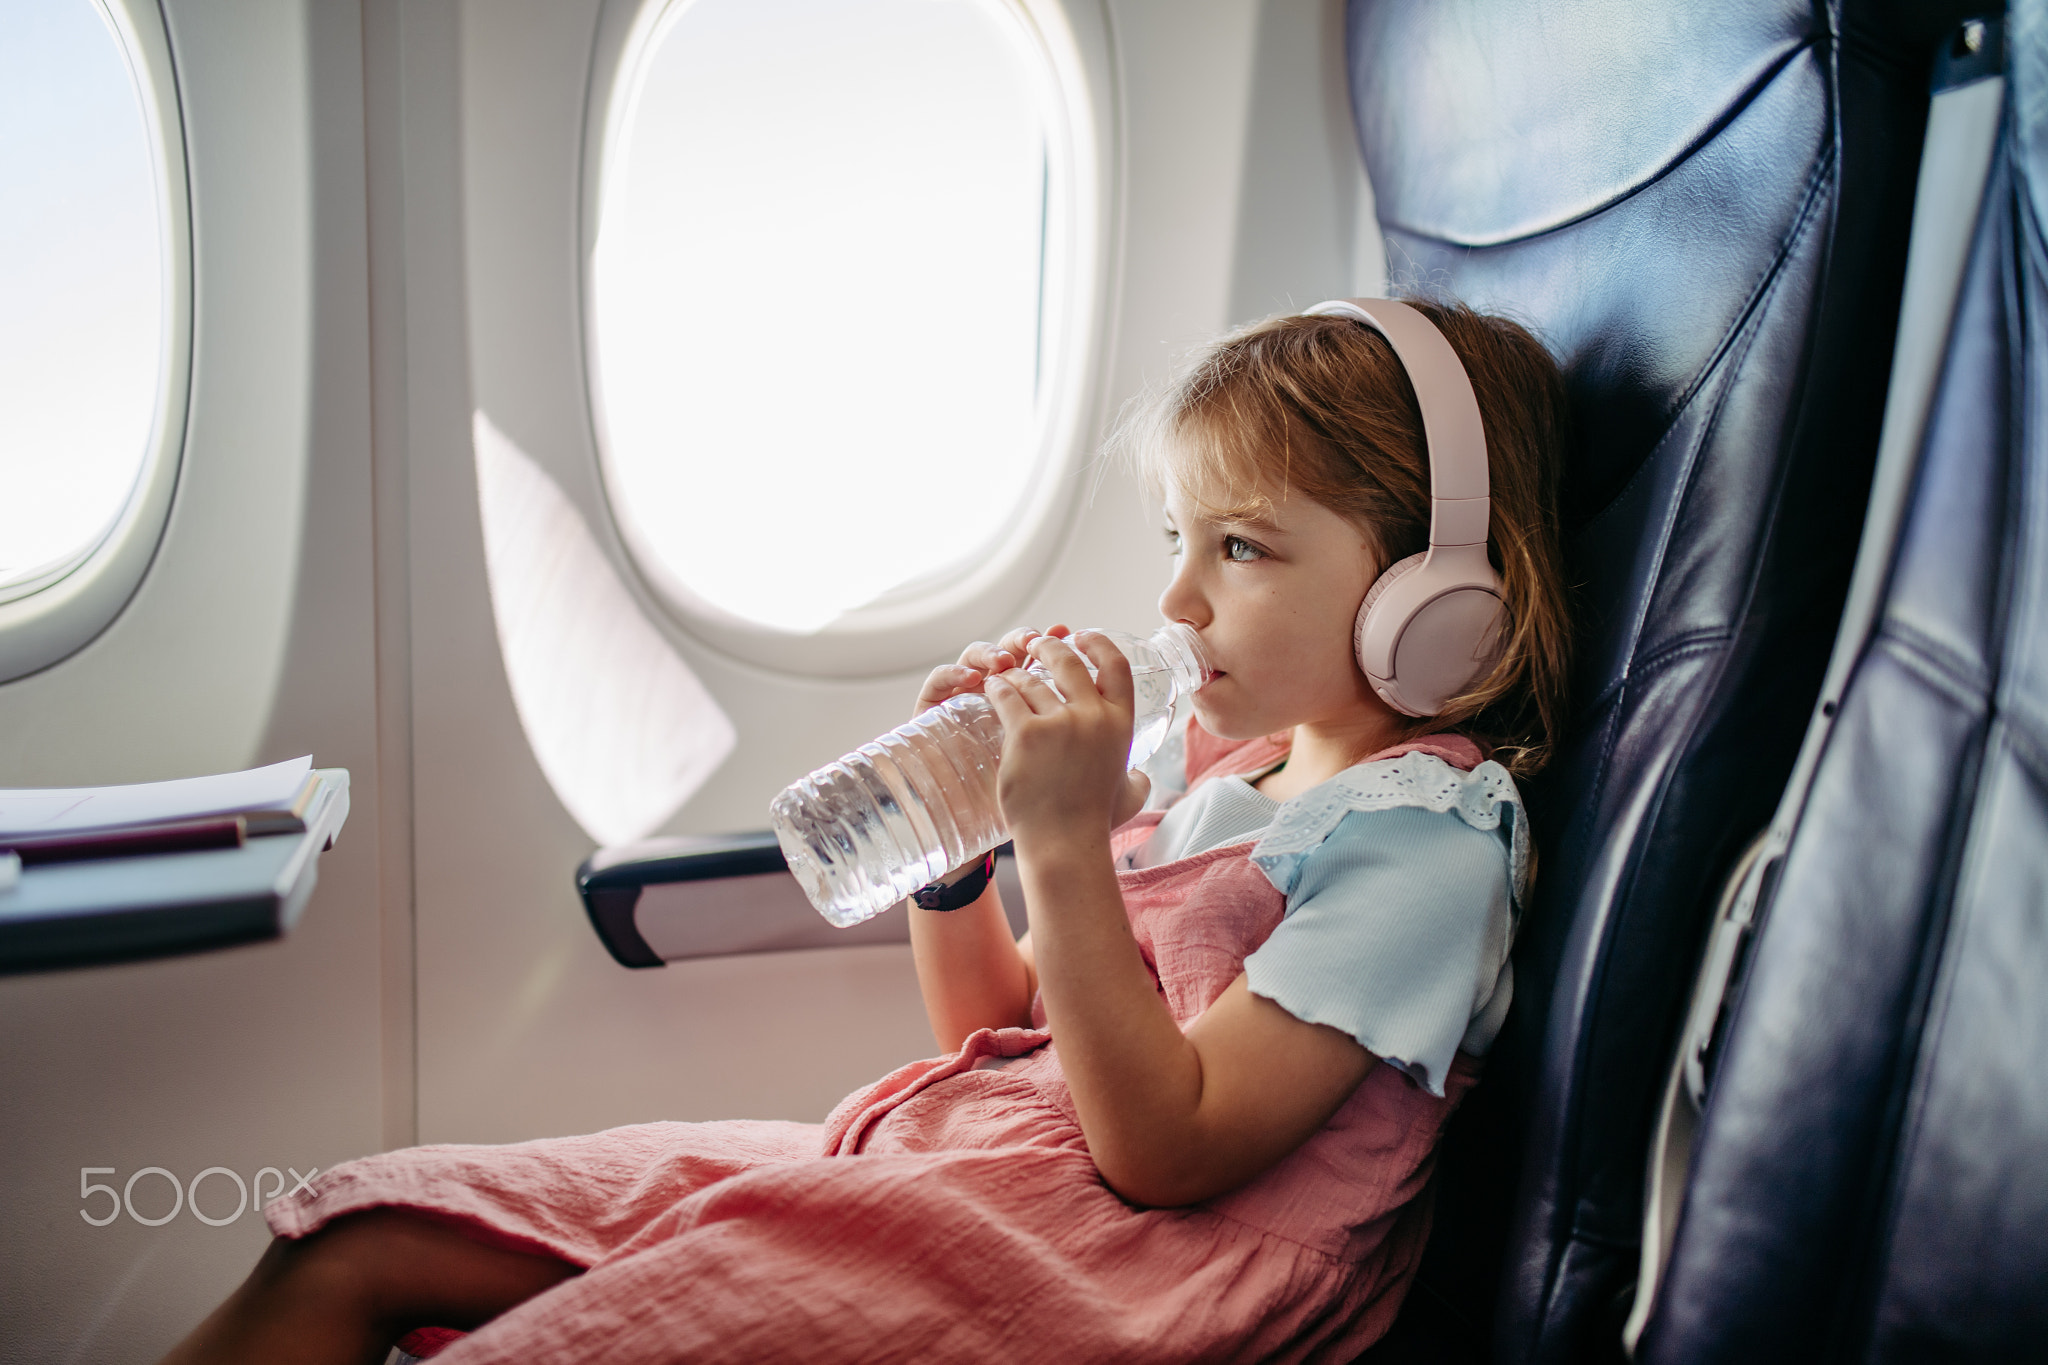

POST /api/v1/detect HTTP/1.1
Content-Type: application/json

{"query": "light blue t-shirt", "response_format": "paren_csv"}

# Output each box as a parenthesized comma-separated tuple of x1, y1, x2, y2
(1127, 747, 1528, 1097)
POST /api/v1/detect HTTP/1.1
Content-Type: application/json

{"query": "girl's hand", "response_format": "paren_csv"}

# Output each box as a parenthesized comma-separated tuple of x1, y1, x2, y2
(908, 628, 1077, 1052)
(911, 625, 1072, 721)
(984, 632, 1137, 847)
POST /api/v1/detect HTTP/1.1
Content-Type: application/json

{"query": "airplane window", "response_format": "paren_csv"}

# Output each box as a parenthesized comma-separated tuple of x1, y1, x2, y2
(0, 0, 171, 603)
(589, 0, 1076, 639)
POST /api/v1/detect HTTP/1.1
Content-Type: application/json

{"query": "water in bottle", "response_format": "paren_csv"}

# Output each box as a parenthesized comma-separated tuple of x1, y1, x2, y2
(770, 624, 1210, 926)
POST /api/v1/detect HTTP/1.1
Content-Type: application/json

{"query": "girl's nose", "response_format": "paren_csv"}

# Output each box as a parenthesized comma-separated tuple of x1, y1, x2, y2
(1158, 557, 1209, 630)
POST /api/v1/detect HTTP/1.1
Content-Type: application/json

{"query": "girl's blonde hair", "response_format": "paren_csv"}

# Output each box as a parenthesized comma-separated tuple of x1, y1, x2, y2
(1125, 300, 1572, 778)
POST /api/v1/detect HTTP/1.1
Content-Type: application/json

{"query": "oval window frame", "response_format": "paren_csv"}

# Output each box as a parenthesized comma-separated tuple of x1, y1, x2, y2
(0, 0, 192, 684)
(579, 0, 1113, 678)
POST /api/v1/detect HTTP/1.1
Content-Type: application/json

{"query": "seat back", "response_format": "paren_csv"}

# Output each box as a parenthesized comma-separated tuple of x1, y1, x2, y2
(1639, 9, 2048, 1358)
(1343, 2, 1964, 1357)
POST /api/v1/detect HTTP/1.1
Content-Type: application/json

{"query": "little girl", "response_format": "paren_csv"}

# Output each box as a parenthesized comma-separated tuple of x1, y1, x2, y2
(163, 298, 1570, 1365)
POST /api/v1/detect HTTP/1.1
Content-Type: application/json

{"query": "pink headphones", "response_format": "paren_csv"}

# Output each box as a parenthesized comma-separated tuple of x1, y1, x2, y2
(1304, 299, 1506, 717)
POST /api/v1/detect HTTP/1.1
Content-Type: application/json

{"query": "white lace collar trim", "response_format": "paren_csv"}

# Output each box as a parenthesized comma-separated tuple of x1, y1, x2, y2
(1249, 751, 1530, 907)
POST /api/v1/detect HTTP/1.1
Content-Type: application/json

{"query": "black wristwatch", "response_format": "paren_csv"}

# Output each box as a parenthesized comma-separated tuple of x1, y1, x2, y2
(911, 851, 997, 911)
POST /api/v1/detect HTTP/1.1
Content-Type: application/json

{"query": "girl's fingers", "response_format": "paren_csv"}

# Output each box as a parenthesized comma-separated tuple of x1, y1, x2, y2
(1027, 634, 1106, 704)
(993, 665, 1064, 712)
(1072, 630, 1135, 709)
(982, 672, 1039, 727)
(914, 664, 984, 715)
(992, 628, 1044, 668)
(918, 664, 957, 698)
(994, 624, 1069, 658)
(926, 663, 983, 694)
(957, 642, 1016, 675)
(1112, 769, 1152, 828)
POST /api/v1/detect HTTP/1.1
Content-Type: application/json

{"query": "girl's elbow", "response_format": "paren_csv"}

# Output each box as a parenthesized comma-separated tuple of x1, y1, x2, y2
(1094, 1151, 1228, 1209)
(1097, 1168, 1187, 1209)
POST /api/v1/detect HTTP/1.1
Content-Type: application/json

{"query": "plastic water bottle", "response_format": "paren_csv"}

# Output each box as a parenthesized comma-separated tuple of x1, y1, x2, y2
(771, 624, 1211, 926)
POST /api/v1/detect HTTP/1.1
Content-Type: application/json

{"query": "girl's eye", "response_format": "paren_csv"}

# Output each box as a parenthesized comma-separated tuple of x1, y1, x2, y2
(1223, 535, 1263, 562)
(1164, 528, 1183, 556)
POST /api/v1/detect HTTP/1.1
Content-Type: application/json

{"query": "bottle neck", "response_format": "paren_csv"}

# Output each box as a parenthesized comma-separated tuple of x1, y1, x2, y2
(1148, 622, 1212, 696)
(1049, 624, 1211, 696)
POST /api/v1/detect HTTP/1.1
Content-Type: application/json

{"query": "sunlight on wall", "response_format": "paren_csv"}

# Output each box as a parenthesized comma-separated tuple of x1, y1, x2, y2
(473, 412, 735, 846)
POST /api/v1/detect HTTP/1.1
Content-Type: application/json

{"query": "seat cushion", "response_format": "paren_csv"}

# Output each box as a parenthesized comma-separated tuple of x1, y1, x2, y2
(1343, 1, 1949, 1357)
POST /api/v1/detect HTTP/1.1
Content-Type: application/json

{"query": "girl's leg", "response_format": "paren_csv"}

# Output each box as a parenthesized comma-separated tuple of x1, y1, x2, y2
(157, 1208, 580, 1365)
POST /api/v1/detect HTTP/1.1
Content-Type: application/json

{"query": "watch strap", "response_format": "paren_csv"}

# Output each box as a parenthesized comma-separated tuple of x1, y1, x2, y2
(911, 852, 997, 912)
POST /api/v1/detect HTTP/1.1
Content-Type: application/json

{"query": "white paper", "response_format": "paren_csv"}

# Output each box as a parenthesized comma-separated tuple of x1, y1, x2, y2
(0, 757, 313, 839)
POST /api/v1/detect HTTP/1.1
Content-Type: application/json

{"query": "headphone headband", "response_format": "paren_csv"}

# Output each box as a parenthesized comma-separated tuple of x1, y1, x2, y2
(1305, 297, 1505, 717)
(1302, 299, 1490, 549)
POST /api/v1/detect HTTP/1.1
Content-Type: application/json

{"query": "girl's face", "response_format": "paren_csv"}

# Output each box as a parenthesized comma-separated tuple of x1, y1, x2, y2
(1158, 481, 1396, 742)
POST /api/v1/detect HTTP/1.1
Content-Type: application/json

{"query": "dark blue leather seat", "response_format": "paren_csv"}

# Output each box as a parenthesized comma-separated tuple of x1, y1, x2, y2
(1342, 2, 1978, 1358)
(1638, 8, 2048, 1359)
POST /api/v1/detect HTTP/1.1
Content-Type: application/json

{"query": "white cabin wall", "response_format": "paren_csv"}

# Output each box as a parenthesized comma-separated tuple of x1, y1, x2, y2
(1013, 0, 1267, 643)
(0, 0, 1383, 1356)
(0, 3, 386, 1360)
(1229, 0, 1385, 321)
(1022, 0, 1382, 644)
(398, 0, 947, 1150)
(405, 0, 1385, 1151)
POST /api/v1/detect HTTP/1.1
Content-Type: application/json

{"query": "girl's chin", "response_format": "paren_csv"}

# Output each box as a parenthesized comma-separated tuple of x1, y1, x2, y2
(1189, 692, 1278, 743)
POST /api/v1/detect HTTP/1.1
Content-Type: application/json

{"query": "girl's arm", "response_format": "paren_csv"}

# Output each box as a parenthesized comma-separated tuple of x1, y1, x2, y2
(987, 634, 1376, 1208)
(906, 640, 1037, 1048)
(907, 628, 1148, 1051)
(909, 876, 1037, 1050)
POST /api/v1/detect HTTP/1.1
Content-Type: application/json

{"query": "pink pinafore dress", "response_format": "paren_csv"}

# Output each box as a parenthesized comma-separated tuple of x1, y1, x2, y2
(270, 729, 1484, 1363)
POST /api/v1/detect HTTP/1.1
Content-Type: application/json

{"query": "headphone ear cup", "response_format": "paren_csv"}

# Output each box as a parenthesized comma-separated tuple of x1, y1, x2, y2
(1356, 550, 1506, 717)
(1354, 552, 1428, 680)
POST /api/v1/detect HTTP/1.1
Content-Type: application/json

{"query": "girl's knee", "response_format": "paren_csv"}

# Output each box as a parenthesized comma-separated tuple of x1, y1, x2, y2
(277, 1208, 579, 1331)
(257, 1214, 408, 1322)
